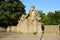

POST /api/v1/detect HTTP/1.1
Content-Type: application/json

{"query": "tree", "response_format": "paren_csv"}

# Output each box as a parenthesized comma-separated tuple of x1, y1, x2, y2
(41, 14, 49, 25)
(0, 0, 26, 27)
(47, 12, 58, 25)
(38, 11, 49, 25)
(54, 11, 60, 24)
(40, 11, 60, 25)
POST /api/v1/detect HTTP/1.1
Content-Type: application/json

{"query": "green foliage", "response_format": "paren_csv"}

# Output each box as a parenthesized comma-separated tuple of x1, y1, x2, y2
(20, 32, 23, 34)
(40, 11, 60, 25)
(0, 0, 26, 27)
(33, 32, 37, 35)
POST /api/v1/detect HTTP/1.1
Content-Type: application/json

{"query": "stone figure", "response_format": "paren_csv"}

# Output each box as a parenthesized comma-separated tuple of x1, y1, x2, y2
(17, 6, 42, 34)
(28, 6, 41, 21)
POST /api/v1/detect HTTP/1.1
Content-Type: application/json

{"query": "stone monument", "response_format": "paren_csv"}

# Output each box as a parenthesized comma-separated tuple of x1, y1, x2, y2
(17, 6, 42, 34)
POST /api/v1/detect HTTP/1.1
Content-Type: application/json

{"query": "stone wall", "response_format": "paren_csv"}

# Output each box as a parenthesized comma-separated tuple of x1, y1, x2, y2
(0, 27, 6, 32)
(7, 25, 60, 35)
(44, 25, 59, 35)
(7, 26, 17, 32)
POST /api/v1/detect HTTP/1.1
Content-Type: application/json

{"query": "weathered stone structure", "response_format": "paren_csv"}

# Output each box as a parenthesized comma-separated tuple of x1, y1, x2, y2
(7, 25, 59, 35)
(17, 6, 42, 34)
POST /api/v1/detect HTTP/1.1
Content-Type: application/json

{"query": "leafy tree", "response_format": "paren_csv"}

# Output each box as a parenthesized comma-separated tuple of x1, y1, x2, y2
(0, 0, 26, 27)
(38, 11, 49, 25)
(47, 12, 58, 25)
(54, 11, 60, 24)
(40, 11, 60, 25)
(41, 14, 49, 25)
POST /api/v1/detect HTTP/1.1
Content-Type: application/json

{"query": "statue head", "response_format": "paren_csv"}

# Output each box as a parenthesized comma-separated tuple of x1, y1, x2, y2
(31, 6, 35, 11)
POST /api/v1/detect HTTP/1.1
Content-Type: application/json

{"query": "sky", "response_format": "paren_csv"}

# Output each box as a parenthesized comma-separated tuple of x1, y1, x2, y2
(21, 0, 60, 14)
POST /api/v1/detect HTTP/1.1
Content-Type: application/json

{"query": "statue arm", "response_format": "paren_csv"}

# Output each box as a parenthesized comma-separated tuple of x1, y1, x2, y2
(28, 10, 31, 16)
(26, 10, 31, 19)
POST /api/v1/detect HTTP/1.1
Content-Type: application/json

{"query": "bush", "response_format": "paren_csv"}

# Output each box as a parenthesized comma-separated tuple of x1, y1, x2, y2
(33, 32, 37, 35)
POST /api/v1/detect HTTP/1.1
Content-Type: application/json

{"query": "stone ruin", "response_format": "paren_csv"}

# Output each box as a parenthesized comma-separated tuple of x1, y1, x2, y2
(17, 6, 42, 34)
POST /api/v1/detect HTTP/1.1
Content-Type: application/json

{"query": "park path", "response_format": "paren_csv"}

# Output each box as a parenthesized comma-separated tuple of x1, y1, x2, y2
(0, 32, 60, 40)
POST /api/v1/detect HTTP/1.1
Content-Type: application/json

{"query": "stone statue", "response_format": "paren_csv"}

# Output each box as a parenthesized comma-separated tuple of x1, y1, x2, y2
(28, 6, 41, 21)
(17, 6, 42, 34)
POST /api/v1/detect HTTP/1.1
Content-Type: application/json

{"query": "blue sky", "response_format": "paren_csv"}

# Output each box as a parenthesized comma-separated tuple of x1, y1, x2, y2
(21, 0, 60, 14)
